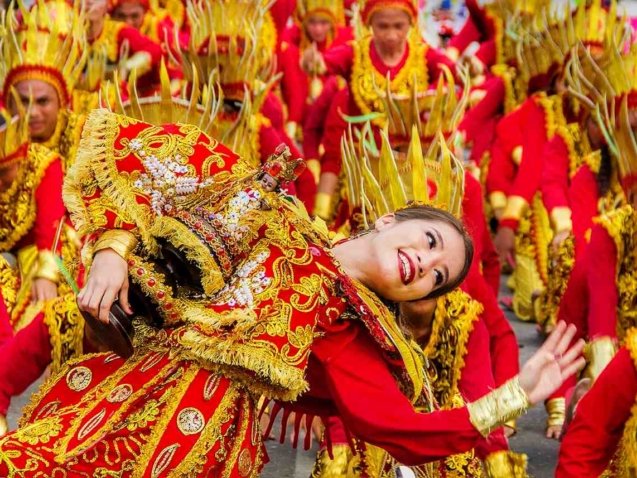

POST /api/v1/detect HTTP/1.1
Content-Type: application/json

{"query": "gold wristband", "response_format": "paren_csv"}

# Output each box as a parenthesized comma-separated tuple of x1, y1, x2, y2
(313, 192, 333, 221)
(489, 191, 507, 211)
(546, 397, 566, 427)
(484, 450, 529, 478)
(34, 250, 60, 283)
(550, 207, 573, 234)
(306, 159, 321, 185)
(467, 377, 530, 437)
(93, 229, 139, 261)
(584, 336, 617, 381)
(502, 196, 529, 221)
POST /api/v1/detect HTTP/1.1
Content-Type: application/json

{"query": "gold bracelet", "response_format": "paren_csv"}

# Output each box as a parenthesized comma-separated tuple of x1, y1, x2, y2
(484, 450, 529, 478)
(550, 207, 573, 234)
(93, 229, 139, 261)
(584, 336, 617, 381)
(34, 250, 60, 283)
(467, 377, 530, 437)
(502, 195, 529, 221)
(313, 192, 333, 221)
(546, 397, 566, 427)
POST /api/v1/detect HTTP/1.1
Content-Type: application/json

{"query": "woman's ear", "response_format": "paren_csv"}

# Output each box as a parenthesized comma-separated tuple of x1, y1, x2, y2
(374, 213, 396, 232)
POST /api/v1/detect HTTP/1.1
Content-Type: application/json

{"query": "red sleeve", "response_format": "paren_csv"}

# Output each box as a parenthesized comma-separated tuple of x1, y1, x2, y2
(462, 271, 520, 385)
(485, 111, 520, 197)
(458, 319, 510, 459)
(459, 75, 505, 141)
(541, 134, 571, 214)
(448, 14, 482, 53)
(269, 0, 296, 38)
(302, 76, 343, 160)
(557, 348, 637, 478)
(425, 47, 457, 82)
(499, 99, 548, 230)
(586, 224, 618, 339)
(320, 87, 349, 175)
(475, 39, 496, 67)
(0, 292, 12, 346)
(0, 314, 52, 415)
(313, 322, 483, 466)
(279, 42, 308, 123)
(323, 43, 354, 79)
(33, 158, 66, 251)
(261, 92, 285, 132)
(117, 25, 163, 65)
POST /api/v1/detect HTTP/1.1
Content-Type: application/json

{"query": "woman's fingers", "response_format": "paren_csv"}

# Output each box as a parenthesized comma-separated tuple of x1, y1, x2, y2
(118, 279, 132, 315)
(561, 357, 587, 380)
(558, 339, 585, 370)
(538, 321, 567, 354)
(554, 324, 578, 357)
(98, 288, 117, 324)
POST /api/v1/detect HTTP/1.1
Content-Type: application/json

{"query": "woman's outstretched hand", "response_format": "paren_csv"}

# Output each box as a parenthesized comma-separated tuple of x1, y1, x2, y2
(519, 321, 586, 405)
(77, 249, 131, 324)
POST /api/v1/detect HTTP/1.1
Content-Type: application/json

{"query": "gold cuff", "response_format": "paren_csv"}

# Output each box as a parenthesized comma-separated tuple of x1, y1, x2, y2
(446, 46, 460, 62)
(313, 192, 333, 221)
(502, 196, 529, 221)
(285, 121, 298, 141)
(484, 450, 529, 478)
(125, 52, 152, 76)
(467, 377, 530, 437)
(306, 159, 321, 185)
(550, 207, 573, 234)
(546, 397, 565, 427)
(93, 229, 139, 261)
(511, 145, 523, 165)
(34, 250, 60, 283)
(584, 336, 617, 381)
(489, 191, 507, 211)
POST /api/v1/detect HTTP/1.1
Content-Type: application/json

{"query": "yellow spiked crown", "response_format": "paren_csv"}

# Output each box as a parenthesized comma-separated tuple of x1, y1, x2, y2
(342, 124, 465, 230)
(0, 0, 87, 107)
(296, 0, 345, 25)
(178, 0, 277, 100)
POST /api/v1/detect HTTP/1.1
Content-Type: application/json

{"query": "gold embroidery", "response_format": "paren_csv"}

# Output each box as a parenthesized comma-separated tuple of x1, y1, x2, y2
(66, 366, 93, 392)
(177, 407, 206, 435)
(151, 444, 180, 478)
(107, 384, 134, 403)
(238, 448, 253, 477)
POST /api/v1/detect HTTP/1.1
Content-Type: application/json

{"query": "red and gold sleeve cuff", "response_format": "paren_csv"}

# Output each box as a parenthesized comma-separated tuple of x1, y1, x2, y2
(93, 229, 139, 261)
(489, 191, 507, 211)
(501, 196, 528, 221)
(34, 250, 60, 283)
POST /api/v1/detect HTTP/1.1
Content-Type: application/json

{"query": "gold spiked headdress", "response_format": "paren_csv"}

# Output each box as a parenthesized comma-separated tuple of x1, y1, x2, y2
(296, 0, 345, 26)
(0, 0, 87, 106)
(342, 124, 465, 230)
(0, 109, 29, 167)
(178, 0, 277, 100)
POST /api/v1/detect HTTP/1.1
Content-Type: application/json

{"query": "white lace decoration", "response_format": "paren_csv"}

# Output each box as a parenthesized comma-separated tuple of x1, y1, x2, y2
(129, 138, 214, 215)
(217, 250, 272, 307)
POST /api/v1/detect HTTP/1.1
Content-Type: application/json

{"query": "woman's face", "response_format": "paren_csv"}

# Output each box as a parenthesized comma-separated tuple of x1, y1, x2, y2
(369, 8, 411, 54)
(305, 15, 332, 44)
(365, 214, 467, 302)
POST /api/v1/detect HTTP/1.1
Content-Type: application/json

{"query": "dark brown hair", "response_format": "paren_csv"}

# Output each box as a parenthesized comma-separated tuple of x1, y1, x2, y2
(393, 205, 474, 299)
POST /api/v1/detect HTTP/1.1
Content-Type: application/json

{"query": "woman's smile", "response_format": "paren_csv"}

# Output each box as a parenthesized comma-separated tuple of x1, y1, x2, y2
(398, 249, 416, 285)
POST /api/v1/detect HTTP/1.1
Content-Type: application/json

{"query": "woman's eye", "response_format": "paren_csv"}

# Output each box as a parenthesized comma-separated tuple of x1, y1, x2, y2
(426, 231, 436, 249)
(434, 270, 443, 287)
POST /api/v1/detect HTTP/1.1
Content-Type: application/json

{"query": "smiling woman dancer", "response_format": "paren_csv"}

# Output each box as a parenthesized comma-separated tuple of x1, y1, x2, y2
(0, 109, 584, 477)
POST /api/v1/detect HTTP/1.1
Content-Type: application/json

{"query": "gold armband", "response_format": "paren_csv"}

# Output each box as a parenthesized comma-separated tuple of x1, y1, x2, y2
(34, 250, 60, 283)
(306, 159, 321, 185)
(484, 450, 529, 478)
(550, 207, 573, 234)
(93, 229, 139, 261)
(489, 191, 507, 211)
(313, 192, 333, 221)
(546, 397, 565, 427)
(502, 196, 529, 221)
(467, 377, 530, 437)
(584, 336, 617, 381)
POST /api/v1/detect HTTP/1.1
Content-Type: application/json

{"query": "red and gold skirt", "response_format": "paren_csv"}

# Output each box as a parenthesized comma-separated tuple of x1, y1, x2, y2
(0, 351, 265, 477)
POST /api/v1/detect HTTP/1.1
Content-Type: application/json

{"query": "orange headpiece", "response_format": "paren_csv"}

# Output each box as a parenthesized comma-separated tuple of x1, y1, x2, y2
(0, 0, 87, 106)
(359, 0, 417, 25)
(296, 0, 345, 25)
